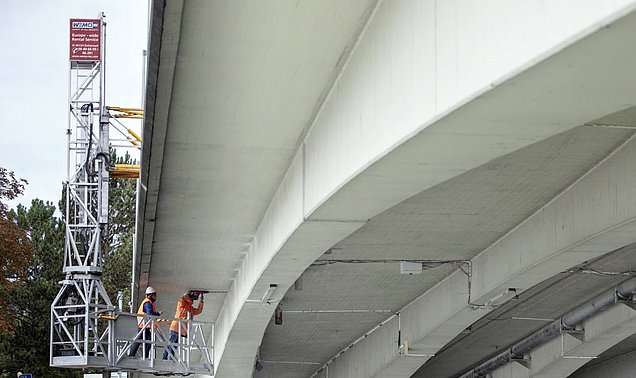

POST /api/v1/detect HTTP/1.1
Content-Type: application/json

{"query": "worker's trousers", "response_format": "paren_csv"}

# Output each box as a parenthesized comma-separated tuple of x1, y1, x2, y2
(129, 328, 153, 358)
(163, 330, 180, 360)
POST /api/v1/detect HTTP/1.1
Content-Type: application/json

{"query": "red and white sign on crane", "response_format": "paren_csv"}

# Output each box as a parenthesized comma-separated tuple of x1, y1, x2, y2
(69, 19, 101, 61)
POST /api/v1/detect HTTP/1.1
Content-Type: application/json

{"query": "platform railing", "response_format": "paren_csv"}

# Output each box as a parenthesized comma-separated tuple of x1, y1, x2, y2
(51, 311, 214, 376)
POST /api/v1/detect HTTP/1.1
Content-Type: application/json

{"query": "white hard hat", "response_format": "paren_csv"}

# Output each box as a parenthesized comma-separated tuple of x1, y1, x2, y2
(145, 286, 157, 295)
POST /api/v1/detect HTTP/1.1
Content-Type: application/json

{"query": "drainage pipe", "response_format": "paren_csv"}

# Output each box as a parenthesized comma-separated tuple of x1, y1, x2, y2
(459, 276, 636, 378)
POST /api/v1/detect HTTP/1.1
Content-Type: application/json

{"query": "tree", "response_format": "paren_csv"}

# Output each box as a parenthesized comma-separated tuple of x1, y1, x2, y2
(0, 168, 80, 377)
(0, 168, 30, 331)
(0, 167, 27, 214)
(102, 150, 137, 310)
(0, 200, 79, 378)
(0, 154, 137, 377)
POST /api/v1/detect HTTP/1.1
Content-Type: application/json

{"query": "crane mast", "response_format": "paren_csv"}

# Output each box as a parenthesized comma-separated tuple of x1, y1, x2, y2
(50, 14, 114, 365)
(50, 13, 215, 376)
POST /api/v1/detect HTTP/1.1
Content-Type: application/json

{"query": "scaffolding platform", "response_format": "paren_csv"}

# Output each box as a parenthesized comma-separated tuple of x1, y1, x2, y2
(51, 311, 215, 376)
(52, 356, 213, 376)
(53, 13, 215, 377)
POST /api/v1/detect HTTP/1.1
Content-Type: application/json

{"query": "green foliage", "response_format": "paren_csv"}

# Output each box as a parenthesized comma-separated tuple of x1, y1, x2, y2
(102, 150, 137, 310)
(0, 167, 27, 216)
(0, 168, 30, 331)
(0, 199, 81, 378)
(0, 158, 136, 376)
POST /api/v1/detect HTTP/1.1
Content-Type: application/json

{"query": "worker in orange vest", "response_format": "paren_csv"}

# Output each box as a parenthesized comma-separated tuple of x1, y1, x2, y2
(162, 290, 204, 360)
(129, 286, 163, 358)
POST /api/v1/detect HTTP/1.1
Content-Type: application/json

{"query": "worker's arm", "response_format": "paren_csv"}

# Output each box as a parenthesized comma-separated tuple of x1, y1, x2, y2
(192, 298, 204, 316)
(143, 301, 161, 316)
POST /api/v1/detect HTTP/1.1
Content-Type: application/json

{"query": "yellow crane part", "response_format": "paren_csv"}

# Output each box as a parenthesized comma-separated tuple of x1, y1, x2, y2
(111, 164, 140, 179)
(96, 313, 172, 324)
(128, 128, 142, 143)
(127, 137, 141, 147)
(107, 106, 144, 119)
(125, 128, 142, 147)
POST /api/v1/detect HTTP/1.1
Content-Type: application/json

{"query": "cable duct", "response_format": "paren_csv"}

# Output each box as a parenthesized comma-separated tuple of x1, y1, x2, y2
(459, 276, 636, 378)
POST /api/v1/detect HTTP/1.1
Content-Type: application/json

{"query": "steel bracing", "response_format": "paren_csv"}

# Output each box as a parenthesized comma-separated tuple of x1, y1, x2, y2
(50, 14, 214, 375)
(50, 13, 115, 367)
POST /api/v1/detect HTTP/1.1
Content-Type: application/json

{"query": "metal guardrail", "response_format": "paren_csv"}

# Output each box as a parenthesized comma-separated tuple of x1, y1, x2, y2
(51, 311, 214, 376)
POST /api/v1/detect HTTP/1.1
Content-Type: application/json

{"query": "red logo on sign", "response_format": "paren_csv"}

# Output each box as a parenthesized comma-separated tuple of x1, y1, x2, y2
(70, 19, 101, 61)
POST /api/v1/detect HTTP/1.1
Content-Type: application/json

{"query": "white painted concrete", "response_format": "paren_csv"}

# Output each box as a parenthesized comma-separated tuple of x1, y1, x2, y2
(137, 0, 184, 292)
(304, 0, 636, 221)
(286, 4, 636, 376)
(141, 1, 636, 377)
(312, 269, 489, 376)
(492, 362, 531, 378)
(217, 2, 636, 375)
(483, 304, 636, 378)
(214, 149, 366, 376)
(571, 350, 636, 378)
(529, 305, 636, 377)
(317, 128, 636, 378)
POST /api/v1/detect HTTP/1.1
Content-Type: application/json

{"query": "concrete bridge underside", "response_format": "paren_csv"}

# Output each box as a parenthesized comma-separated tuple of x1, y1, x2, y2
(136, 1, 636, 377)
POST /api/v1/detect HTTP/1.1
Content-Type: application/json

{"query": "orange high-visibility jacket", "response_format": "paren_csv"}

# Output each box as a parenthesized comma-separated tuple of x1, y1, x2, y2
(137, 297, 159, 329)
(169, 294, 203, 336)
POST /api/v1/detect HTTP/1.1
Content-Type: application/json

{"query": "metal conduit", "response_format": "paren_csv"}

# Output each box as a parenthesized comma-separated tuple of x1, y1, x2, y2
(511, 321, 562, 358)
(459, 276, 636, 378)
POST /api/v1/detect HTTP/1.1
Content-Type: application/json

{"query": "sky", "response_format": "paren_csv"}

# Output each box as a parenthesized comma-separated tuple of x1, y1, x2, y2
(0, 0, 149, 210)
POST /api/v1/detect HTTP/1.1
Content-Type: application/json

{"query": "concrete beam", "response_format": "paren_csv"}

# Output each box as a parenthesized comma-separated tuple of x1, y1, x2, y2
(484, 304, 636, 378)
(136, 0, 184, 298)
(325, 270, 489, 378)
(303, 0, 636, 222)
(528, 305, 636, 378)
(213, 149, 366, 377)
(302, 4, 636, 377)
(492, 363, 531, 378)
(320, 126, 636, 378)
(211, 1, 636, 377)
(571, 350, 636, 378)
